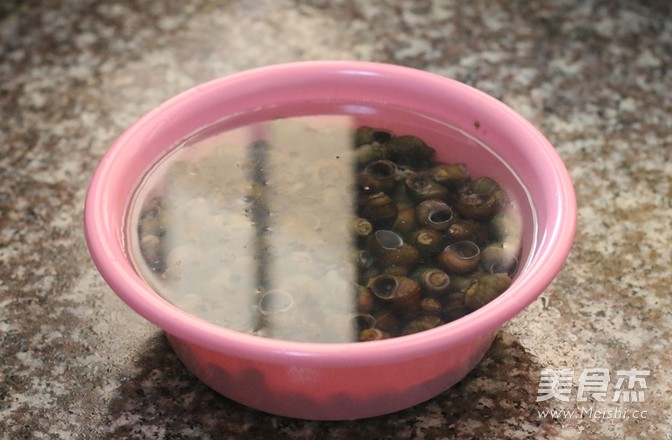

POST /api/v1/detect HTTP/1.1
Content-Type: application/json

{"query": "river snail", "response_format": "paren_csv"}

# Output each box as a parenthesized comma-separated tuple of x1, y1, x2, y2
(354, 249, 374, 271)
(355, 126, 394, 147)
(430, 163, 469, 188)
(471, 176, 508, 205)
(420, 297, 442, 315)
(445, 219, 488, 247)
(442, 292, 469, 321)
(359, 328, 391, 342)
(368, 230, 420, 270)
(356, 172, 384, 197)
(363, 159, 398, 193)
(380, 245, 420, 272)
(368, 229, 404, 255)
(416, 268, 451, 297)
(350, 313, 377, 333)
(457, 192, 499, 221)
(354, 217, 373, 243)
(415, 199, 454, 230)
(355, 284, 375, 314)
(359, 192, 399, 228)
(392, 207, 418, 237)
(355, 130, 435, 169)
(372, 309, 400, 334)
(480, 242, 519, 275)
(463, 273, 513, 311)
(384, 135, 436, 168)
(367, 274, 422, 319)
(437, 241, 481, 274)
(389, 172, 416, 209)
(381, 264, 413, 277)
(447, 275, 475, 294)
(405, 173, 450, 203)
(402, 315, 444, 335)
(471, 176, 497, 191)
(411, 228, 447, 255)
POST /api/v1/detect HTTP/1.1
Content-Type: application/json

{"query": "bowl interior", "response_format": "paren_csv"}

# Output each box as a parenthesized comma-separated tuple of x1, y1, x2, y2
(85, 62, 575, 360)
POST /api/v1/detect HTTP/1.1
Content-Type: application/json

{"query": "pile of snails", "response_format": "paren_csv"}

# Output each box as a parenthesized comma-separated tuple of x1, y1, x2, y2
(351, 126, 521, 341)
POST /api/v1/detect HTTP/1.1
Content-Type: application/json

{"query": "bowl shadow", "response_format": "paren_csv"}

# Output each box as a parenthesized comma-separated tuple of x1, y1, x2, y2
(106, 331, 558, 439)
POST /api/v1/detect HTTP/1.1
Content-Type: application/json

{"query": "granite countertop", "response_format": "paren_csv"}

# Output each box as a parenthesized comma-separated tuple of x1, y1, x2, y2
(1, 1, 671, 438)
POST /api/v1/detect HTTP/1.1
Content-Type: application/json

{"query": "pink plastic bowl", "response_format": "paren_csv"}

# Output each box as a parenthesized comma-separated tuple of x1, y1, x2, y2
(84, 61, 576, 420)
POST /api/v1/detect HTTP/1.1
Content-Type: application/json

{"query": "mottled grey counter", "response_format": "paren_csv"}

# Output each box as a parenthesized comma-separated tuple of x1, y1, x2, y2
(1, 1, 671, 438)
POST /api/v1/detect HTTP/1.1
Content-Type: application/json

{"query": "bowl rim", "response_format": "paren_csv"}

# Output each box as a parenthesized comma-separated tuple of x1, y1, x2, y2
(84, 60, 576, 366)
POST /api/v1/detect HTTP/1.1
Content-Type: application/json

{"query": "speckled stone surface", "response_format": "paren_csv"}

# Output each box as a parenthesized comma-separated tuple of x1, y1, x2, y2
(1, 0, 671, 438)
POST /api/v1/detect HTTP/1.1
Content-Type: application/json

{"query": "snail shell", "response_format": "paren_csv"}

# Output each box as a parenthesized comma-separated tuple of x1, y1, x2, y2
(405, 173, 450, 203)
(367, 274, 422, 318)
(437, 241, 481, 274)
(416, 199, 454, 230)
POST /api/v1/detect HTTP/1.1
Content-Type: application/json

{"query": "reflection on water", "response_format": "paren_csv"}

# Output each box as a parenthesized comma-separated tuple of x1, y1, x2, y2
(131, 116, 357, 342)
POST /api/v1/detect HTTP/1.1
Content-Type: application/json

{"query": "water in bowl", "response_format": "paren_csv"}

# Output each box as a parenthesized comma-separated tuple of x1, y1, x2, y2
(126, 103, 532, 343)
